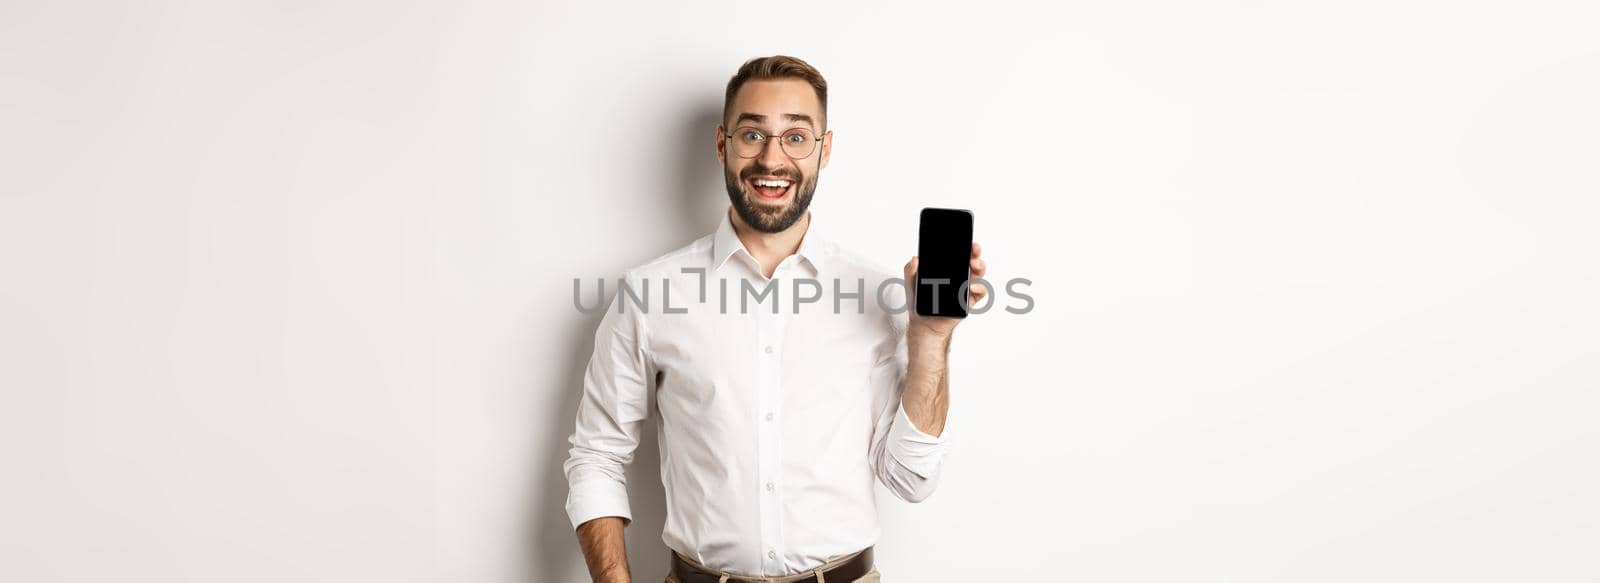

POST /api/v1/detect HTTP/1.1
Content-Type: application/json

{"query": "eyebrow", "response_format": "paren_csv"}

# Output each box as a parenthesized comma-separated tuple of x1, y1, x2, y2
(734, 112, 819, 130)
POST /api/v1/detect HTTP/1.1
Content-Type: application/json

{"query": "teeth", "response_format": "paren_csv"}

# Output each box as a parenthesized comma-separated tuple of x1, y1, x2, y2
(754, 179, 791, 188)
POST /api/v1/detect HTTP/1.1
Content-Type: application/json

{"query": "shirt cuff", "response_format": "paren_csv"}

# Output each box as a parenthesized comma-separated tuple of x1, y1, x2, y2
(887, 402, 949, 479)
(565, 478, 633, 530)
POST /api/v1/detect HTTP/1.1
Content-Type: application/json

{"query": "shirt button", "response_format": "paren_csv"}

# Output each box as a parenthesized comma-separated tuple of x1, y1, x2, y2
(765, 412, 774, 422)
(768, 550, 777, 560)
(764, 345, 774, 354)
(766, 482, 774, 492)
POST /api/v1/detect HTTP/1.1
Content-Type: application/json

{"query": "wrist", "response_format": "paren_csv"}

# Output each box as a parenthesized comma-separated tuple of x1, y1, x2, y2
(907, 324, 952, 354)
(594, 566, 630, 583)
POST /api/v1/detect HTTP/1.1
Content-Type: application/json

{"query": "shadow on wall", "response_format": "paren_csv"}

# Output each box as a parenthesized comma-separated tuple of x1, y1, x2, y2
(525, 101, 725, 583)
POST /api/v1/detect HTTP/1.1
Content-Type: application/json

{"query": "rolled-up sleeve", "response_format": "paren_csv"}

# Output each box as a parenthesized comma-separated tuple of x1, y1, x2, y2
(867, 311, 950, 503)
(562, 284, 653, 529)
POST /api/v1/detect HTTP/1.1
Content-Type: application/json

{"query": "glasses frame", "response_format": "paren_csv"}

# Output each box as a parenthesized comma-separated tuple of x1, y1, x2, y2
(723, 126, 826, 160)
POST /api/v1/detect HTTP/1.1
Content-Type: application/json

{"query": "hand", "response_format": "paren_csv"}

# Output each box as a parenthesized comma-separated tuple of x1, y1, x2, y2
(903, 242, 987, 341)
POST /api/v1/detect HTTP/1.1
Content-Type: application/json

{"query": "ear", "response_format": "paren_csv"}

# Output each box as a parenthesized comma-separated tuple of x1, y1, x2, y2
(819, 130, 833, 170)
(715, 124, 727, 166)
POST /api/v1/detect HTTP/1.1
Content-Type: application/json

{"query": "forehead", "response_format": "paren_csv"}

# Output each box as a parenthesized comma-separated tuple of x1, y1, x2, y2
(728, 78, 823, 123)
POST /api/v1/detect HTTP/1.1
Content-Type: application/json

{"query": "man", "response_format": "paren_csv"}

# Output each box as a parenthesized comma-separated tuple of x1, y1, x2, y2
(563, 55, 987, 583)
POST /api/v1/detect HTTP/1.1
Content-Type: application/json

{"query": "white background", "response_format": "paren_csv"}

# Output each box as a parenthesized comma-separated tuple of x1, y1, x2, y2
(3, 1, 1597, 581)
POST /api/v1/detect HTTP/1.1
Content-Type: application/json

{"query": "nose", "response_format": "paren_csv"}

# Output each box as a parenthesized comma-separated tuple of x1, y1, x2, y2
(757, 135, 789, 168)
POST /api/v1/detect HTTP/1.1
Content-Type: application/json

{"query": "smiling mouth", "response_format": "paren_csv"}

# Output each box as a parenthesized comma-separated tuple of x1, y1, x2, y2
(746, 176, 794, 202)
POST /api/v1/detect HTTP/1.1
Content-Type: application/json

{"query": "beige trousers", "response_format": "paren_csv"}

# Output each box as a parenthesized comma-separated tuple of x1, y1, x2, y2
(663, 549, 881, 583)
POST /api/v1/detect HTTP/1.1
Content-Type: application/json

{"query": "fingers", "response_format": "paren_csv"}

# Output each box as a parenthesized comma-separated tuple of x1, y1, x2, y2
(903, 257, 919, 312)
(906, 251, 990, 309)
(968, 266, 989, 303)
(969, 243, 988, 303)
(969, 242, 986, 278)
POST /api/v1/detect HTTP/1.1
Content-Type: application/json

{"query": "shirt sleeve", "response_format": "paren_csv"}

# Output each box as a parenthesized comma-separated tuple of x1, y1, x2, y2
(866, 309, 950, 503)
(562, 284, 654, 529)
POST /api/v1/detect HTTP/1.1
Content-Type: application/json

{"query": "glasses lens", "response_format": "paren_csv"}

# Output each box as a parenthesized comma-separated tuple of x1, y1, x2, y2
(780, 129, 817, 159)
(732, 128, 766, 158)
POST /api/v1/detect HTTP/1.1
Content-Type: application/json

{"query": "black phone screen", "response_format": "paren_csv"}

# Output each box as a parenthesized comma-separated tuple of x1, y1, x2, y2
(915, 207, 973, 318)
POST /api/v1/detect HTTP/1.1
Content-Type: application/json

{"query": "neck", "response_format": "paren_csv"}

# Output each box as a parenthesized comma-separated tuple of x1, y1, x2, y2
(729, 207, 810, 278)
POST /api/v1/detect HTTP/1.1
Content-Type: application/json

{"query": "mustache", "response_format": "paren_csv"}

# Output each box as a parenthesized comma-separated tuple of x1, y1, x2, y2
(739, 163, 799, 181)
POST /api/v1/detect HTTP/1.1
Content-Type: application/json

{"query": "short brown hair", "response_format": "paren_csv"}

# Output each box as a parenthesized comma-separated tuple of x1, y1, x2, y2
(723, 55, 828, 127)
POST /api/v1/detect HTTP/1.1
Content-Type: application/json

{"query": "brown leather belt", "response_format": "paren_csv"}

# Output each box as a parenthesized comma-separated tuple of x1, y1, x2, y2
(671, 547, 873, 583)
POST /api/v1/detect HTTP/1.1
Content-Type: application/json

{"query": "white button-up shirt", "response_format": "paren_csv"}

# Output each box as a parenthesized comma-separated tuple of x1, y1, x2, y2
(563, 210, 950, 576)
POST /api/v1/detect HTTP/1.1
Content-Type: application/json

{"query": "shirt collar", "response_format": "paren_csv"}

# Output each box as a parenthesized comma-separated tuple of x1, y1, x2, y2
(711, 208, 827, 276)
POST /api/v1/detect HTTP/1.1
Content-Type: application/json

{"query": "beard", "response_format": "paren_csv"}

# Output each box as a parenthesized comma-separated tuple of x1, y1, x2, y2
(723, 160, 817, 234)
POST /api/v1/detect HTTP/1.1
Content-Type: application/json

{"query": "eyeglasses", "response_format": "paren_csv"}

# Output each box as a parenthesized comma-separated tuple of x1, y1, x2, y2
(724, 126, 824, 159)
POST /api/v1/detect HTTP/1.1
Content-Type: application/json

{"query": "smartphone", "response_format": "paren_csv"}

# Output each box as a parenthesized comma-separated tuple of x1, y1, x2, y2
(915, 207, 974, 318)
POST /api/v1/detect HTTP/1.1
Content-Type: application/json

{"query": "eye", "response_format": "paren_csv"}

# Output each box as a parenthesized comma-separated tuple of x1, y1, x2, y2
(739, 129, 766, 142)
(785, 132, 807, 144)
